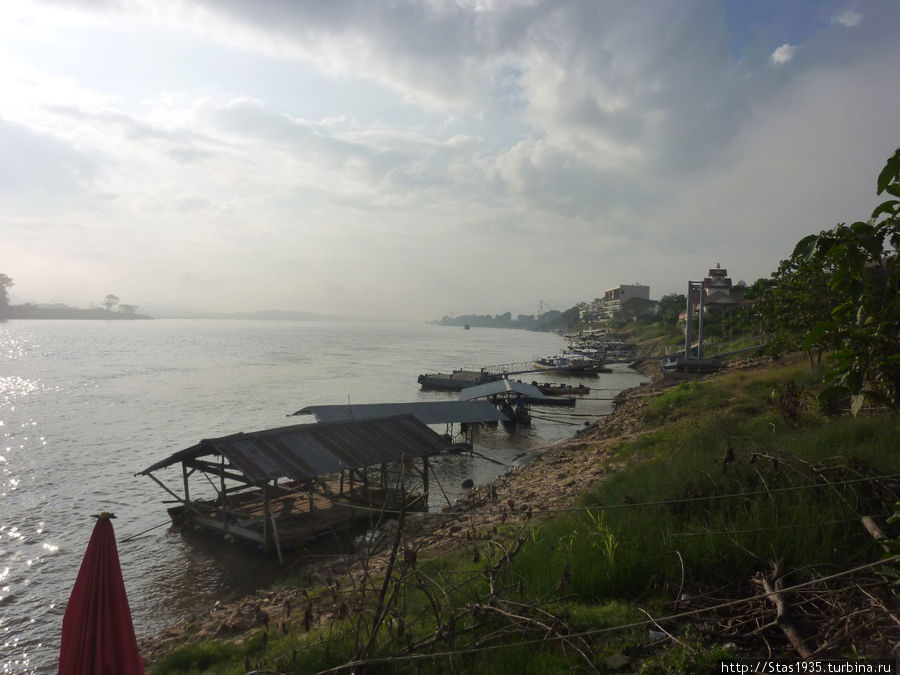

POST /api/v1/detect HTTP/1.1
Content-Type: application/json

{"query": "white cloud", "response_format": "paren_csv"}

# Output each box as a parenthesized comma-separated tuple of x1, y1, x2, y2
(833, 10, 863, 27)
(1, 0, 899, 318)
(770, 43, 797, 65)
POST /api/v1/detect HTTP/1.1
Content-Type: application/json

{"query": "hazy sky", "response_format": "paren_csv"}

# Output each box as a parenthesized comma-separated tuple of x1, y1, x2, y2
(2, 0, 898, 319)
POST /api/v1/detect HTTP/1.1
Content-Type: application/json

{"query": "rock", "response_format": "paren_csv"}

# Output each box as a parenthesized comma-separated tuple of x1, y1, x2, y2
(605, 653, 631, 670)
(461, 478, 474, 488)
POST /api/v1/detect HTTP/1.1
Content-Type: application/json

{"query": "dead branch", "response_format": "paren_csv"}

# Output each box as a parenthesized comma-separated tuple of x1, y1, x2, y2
(754, 565, 812, 659)
(469, 602, 599, 674)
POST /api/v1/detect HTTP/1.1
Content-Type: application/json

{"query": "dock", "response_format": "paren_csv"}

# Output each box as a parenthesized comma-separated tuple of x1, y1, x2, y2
(139, 415, 451, 561)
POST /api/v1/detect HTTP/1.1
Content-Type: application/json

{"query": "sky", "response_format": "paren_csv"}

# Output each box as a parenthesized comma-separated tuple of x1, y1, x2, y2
(1, 0, 898, 320)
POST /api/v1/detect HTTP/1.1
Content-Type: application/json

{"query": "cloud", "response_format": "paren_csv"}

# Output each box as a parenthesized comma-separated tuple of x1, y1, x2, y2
(0, 117, 97, 194)
(770, 43, 797, 65)
(833, 10, 863, 27)
(2, 0, 900, 318)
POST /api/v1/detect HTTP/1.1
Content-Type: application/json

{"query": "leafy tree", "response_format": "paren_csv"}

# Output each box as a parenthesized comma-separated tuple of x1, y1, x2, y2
(751, 257, 842, 358)
(658, 293, 686, 326)
(618, 297, 658, 324)
(119, 304, 138, 316)
(0, 273, 13, 312)
(103, 294, 120, 311)
(792, 148, 900, 414)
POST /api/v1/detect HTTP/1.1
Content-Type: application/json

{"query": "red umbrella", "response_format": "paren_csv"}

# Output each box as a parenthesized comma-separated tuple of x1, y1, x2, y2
(59, 513, 144, 674)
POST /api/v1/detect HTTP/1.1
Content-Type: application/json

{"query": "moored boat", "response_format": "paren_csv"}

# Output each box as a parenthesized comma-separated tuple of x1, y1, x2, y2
(534, 356, 606, 375)
(533, 382, 591, 396)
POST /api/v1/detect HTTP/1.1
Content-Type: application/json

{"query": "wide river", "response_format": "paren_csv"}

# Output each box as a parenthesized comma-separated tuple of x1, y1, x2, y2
(0, 319, 645, 673)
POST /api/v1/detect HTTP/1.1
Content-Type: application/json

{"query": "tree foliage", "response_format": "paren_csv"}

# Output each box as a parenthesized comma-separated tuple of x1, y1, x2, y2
(789, 148, 900, 414)
(751, 257, 842, 357)
(0, 273, 12, 311)
(658, 293, 686, 327)
(103, 294, 120, 311)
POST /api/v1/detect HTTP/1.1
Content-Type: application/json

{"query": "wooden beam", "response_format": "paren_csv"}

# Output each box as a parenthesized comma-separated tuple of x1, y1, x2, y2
(147, 472, 203, 518)
(182, 458, 250, 484)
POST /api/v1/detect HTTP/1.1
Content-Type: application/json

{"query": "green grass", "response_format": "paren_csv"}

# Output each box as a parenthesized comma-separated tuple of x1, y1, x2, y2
(503, 360, 900, 605)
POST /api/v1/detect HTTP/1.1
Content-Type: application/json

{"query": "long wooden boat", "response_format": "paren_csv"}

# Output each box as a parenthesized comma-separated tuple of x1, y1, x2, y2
(534, 356, 606, 375)
(417, 369, 500, 391)
(535, 382, 590, 396)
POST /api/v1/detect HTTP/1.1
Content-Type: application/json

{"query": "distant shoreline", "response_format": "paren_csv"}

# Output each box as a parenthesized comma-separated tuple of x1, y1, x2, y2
(1, 305, 153, 320)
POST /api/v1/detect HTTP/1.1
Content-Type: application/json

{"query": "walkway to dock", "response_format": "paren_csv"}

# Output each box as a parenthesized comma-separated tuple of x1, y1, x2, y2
(475, 354, 639, 374)
(477, 361, 542, 376)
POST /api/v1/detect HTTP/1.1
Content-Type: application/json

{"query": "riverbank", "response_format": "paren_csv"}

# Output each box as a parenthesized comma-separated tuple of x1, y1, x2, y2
(141, 352, 900, 672)
(3, 305, 152, 319)
(139, 367, 662, 663)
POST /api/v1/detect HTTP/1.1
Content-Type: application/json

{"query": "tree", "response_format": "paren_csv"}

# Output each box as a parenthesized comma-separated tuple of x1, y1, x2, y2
(0, 273, 13, 313)
(619, 297, 658, 324)
(658, 293, 686, 327)
(751, 256, 842, 358)
(103, 294, 120, 311)
(119, 304, 138, 316)
(791, 148, 900, 414)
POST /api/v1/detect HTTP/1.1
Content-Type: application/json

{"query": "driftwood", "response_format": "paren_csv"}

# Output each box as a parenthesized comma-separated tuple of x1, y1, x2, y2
(754, 564, 812, 659)
(861, 515, 889, 552)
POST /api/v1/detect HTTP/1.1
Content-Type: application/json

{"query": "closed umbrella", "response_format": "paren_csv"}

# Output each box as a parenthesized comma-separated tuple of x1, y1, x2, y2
(58, 512, 144, 674)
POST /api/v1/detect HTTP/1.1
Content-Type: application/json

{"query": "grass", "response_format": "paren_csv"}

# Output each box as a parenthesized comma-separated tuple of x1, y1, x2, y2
(150, 355, 900, 673)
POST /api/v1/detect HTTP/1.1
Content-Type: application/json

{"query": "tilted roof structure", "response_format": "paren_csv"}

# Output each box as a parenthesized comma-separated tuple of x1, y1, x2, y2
(139, 415, 452, 483)
(457, 379, 546, 401)
(292, 400, 509, 424)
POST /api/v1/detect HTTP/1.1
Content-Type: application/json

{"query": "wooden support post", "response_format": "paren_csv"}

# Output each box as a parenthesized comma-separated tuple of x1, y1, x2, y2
(182, 462, 191, 502)
(269, 511, 284, 565)
(308, 483, 314, 512)
(340, 469, 345, 495)
(219, 456, 228, 533)
(262, 482, 270, 553)
(423, 458, 430, 503)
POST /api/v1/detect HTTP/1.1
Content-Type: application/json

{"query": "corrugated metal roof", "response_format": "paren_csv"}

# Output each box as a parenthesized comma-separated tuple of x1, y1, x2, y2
(457, 379, 546, 401)
(139, 415, 451, 483)
(292, 400, 509, 424)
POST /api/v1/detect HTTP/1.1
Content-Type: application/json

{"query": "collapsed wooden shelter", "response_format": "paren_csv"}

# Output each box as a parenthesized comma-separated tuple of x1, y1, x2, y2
(138, 415, 452, 561)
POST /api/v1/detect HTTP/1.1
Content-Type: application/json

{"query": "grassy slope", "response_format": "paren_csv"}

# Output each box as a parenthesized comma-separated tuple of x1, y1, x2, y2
(150, 354, 900, 673)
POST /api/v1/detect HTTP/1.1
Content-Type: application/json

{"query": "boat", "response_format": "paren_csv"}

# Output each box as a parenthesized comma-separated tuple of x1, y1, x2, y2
(417, 369, 500, 391)
(534, 356, 606, 375)
(533, 382, 591, 396)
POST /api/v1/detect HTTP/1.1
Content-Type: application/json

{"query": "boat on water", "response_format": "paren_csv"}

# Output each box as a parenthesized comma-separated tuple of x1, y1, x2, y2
(566, 343, 607, 360)
(534, 355, 606, 375)
(417, 369, 500, 391)
(532, 381, 591, 396)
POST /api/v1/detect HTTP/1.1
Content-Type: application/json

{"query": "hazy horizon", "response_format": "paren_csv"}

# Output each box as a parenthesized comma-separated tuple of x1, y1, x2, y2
(2, 1, 899, 321)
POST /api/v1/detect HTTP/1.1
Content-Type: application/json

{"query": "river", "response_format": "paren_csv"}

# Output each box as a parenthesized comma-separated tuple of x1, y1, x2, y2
(0, 319, 645, 672)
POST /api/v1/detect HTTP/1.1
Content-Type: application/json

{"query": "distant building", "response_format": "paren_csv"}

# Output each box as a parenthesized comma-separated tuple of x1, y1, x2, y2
(703, 263, 743, 313)
(683, 264, 743, 318)
(603, 284, 650, 317)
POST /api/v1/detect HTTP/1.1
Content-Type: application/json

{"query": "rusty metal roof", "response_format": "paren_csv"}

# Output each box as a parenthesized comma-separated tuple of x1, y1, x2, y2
(292, 400, 508, 424)
(139, 415, 452, 483)
(457, 379, 546, 401)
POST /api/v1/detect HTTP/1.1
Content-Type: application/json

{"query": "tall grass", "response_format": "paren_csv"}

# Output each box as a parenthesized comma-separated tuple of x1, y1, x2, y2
(504, 364, 900, 603)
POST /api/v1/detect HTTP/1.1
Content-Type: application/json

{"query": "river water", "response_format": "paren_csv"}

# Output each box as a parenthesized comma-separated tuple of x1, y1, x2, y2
(0, 319, 645, 672)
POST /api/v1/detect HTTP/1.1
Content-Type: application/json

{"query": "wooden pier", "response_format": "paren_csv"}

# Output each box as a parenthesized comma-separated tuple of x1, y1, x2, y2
(476, 361, 542, 376)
